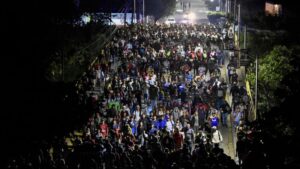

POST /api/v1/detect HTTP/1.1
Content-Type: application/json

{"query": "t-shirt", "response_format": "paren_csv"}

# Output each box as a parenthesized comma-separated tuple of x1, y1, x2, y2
(108, 101, 121, 112)
(211, 117, 219, 127)
(185, 128, 194, 142)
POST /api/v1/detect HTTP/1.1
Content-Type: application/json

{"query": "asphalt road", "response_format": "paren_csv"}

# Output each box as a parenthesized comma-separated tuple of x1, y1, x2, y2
(173, 0, 209, 24)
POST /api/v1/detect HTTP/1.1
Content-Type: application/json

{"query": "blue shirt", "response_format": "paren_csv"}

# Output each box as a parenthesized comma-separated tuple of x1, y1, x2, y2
(211, 117, 219, 127)
(149, 127, 158, 135)
(158, 119, 166, 130)
(130, 121, 137, 136)
(186, 74, 193, 82)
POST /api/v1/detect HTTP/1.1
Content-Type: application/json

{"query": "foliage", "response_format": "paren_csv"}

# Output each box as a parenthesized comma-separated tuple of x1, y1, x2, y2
(246, 45, 294, 113)
(207, 11, 225, 23)
(207, 11, 226, 16)
(44, 24, 114, 82)
(245, 45, 300, 168)
(259, 46, 293, 90)
(261, 48, 300, 168)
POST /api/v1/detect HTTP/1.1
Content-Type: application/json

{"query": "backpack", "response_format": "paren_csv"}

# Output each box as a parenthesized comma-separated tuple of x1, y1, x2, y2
(225, 103, 232, 113)
(218, 130, 223, 142)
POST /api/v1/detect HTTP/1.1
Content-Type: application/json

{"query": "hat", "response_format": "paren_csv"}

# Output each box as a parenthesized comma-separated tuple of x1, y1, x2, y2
(212, 126, 217, 129)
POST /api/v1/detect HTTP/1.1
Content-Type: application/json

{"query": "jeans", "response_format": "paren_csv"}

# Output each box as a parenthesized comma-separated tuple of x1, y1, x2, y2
(221, 113, 228, 127)
(150, 99, 157, 111)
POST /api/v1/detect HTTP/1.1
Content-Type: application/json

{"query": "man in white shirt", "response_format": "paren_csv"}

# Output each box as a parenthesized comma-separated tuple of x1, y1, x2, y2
(211, 126, 223, 148)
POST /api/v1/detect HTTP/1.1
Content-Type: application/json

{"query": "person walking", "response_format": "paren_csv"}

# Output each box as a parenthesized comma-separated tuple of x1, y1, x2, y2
(184, 123, 195, 153)
(211, 126, 223, 148)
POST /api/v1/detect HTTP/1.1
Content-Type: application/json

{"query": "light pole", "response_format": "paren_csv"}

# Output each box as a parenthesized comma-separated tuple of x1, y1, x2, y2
(255, 54, 258, 120)
(226, 0, 230, 14)
(134, 0, 136, 23)
(237, 3, 241, 67)
(233, 0, 236, 21)
(143, 0, 145, 23)
(243, 25, 247, 49)
(131, 0, 136, 24)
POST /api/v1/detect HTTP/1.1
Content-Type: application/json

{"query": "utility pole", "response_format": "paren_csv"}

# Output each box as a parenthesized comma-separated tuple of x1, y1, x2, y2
(228, 0, 231, 14)
(237, 4, 240, 43)
(237, 4, 241, 67)
(132, 0, 136, 24)
(134, 0, 136, 23)
(62, 51, 64, 81)
(143, 0, 145, 23)
(233, 0, 236, 21)
(255, 54, 258, 120)
(225, 0, 230, 14)
(243, 25, 247, 49)
(124, 12, 126, 26)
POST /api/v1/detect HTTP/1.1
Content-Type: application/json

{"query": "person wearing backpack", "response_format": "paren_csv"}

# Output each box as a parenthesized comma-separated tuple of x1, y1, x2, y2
(220, 101, 231, 127)
(211, 126, 223, 148)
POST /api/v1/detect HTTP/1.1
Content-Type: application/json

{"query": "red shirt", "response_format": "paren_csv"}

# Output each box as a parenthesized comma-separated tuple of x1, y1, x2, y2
(173, 132, 183, 149)
(100, 123, 109, 138)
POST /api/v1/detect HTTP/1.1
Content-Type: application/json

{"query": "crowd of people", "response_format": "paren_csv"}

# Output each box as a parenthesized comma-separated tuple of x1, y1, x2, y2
(6, 22, 266, 169)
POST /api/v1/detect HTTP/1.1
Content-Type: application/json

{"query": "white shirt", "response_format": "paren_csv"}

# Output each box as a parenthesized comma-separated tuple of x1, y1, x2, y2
(166, 120, 174, 132)
(134, 110, 141, 122)
(212, 130, 223, 143)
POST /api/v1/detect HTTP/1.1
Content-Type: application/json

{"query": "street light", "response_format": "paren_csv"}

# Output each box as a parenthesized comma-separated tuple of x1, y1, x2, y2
(188, 12, 196, 20)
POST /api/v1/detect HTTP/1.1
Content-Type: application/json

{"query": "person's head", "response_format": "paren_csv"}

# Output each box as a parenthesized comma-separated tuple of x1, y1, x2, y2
(212, 112, 216, 117)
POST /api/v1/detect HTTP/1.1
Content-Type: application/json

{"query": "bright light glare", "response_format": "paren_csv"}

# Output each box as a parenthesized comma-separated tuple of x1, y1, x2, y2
(181, 19, 188, 24)
(210, 0, 214, 2)
(188, 12, 196, 21)
(81, 14, 91, 24)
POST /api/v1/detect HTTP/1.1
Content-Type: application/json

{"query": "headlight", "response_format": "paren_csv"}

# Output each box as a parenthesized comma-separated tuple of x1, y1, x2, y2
(188, 12, 196, 20)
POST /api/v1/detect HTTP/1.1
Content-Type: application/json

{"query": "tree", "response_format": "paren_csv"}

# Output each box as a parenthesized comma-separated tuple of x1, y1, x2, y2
(245, 45, 300, 169)
(261, 47, 300, 169)
(246, 46, 294, 113)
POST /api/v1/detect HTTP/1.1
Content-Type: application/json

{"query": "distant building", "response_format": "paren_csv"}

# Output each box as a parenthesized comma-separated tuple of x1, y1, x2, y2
(265, 1, 282, 16)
